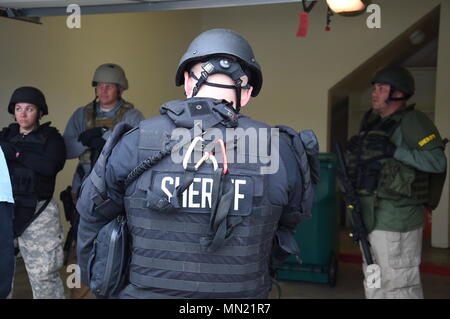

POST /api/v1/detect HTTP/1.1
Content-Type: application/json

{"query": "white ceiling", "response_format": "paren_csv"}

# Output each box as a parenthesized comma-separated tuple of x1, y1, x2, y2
(0, 0, 304, 17)
(0, 1, 176, 9)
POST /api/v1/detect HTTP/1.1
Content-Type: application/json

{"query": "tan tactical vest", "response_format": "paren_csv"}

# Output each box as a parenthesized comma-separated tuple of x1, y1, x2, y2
(79, 101, 133, 165)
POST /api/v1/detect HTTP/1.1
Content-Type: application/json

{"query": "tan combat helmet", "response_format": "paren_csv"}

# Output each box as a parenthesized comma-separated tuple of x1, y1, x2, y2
(92, 63, 129, 90)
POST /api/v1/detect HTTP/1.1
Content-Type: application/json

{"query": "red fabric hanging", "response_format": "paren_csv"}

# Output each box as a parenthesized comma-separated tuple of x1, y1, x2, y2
(296, 11, 310, 37)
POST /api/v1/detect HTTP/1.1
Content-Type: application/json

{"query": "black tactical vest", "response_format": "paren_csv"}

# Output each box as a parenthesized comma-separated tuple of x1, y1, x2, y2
(123, 99, 283, 298)
(0, 122, 60, 236)
(2, 122, 58, 200)
(348, 107, 429, 205)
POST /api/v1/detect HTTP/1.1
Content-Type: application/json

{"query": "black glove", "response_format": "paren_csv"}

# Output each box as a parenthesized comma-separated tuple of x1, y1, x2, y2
(89, 136, 106, 152)
(78, 127, 106, 148)
(347, 135, 363, 153)
(0, 142, 19, 161)
(365, 134, 396, 157)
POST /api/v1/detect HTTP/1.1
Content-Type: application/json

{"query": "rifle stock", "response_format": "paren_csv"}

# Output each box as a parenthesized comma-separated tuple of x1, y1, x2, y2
(60, 186, 80, 265)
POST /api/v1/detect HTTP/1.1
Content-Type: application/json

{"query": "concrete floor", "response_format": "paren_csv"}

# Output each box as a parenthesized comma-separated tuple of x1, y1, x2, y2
(271, 229, 450, 299)
(10, 228, 450, 299)
(272, 261, 450, 299)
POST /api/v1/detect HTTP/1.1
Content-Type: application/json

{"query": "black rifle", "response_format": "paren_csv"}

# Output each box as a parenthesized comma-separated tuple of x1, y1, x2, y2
(60, 186, 80, 266)
(334, 142, 374, 266)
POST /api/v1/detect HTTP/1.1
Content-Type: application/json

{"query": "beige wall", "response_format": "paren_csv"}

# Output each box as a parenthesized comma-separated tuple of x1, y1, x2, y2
(0, 0, 449, 245)
(0, 10, 202, 234)
(200, 0, 444, 148)
(433, 0, 450, 248)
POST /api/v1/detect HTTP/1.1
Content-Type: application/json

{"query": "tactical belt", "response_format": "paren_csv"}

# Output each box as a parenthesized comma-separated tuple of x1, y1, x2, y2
(131, 254, 264, 275)
(130, 272, 265, 293)
(126, 212, 277, 238)
(132, 236, 270, 257)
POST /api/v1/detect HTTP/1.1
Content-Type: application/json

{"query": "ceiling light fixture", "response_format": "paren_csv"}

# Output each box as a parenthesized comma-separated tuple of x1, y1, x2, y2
(326, 0, 366, 14)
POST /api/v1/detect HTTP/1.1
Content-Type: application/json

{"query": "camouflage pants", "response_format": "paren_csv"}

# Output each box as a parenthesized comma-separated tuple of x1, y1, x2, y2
(18, 200, 66, 299)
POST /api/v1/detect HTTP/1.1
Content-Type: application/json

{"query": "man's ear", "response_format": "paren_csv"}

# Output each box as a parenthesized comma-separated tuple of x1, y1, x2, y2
(239, 86, 253, 108)
(184, 71, 194, 98)
(392, 90, 405, 99)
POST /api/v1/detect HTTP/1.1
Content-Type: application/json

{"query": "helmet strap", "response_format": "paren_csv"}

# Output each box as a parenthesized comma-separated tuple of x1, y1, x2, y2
(384, 85, 410, 104)
(92, 93, 98, 118)
(190, 57, 250, 113)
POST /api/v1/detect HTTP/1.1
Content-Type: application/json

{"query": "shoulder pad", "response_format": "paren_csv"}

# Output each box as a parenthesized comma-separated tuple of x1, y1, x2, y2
(83, 101, 95, 111)
(160, 100, 185, 116)
(36, 122, 61, 139)
(91, 122, 134, 197)
(401, 110, 444, 150)
(122, 101, 134, 109)
(138, 115, 175, 160)
(0, 125, 13, 139)
(40, 122, 58, 133)
(123, 126, 138, 137)
(101, 122, 134, 160)
(276, 125, 320, 185)
(299, 130, 320, 184)
(275, 125, 319, 222)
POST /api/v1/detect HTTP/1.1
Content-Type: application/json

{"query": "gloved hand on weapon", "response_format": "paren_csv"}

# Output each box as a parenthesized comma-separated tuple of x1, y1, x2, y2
(365, 134, 396, 157)
(78, 127, 107, 151)
(347, 135, 362, 153)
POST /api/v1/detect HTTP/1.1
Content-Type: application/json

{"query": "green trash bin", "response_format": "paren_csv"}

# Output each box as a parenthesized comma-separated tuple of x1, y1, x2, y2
(277, 153, 339, 286)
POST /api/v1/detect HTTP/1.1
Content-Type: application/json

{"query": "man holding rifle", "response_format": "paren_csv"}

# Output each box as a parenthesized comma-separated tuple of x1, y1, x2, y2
(343, 66, 447, 299)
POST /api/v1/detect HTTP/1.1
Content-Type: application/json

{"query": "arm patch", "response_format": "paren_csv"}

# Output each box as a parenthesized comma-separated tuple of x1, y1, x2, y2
(401, 110, 444, 150)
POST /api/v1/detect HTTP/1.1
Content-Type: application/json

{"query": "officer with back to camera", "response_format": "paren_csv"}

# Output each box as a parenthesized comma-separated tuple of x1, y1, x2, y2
(76, 29, 313, 298)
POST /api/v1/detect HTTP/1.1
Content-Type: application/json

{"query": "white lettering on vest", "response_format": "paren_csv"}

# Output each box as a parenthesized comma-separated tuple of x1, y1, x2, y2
(189, 178, 201, 208)
(201, 178, 213, 208)
(231, 179, 246, 211)
(160, 176, 246, 210)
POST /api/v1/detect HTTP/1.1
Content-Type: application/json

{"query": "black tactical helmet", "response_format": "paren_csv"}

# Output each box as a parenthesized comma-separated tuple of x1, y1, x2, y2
(175, 28, 263, 97)
(372, 66, 415, 100)
(8, 86, 48, 115)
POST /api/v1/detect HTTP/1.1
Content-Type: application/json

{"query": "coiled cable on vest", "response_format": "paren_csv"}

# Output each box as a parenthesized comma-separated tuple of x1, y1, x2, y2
(123, 140, 176, 188)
